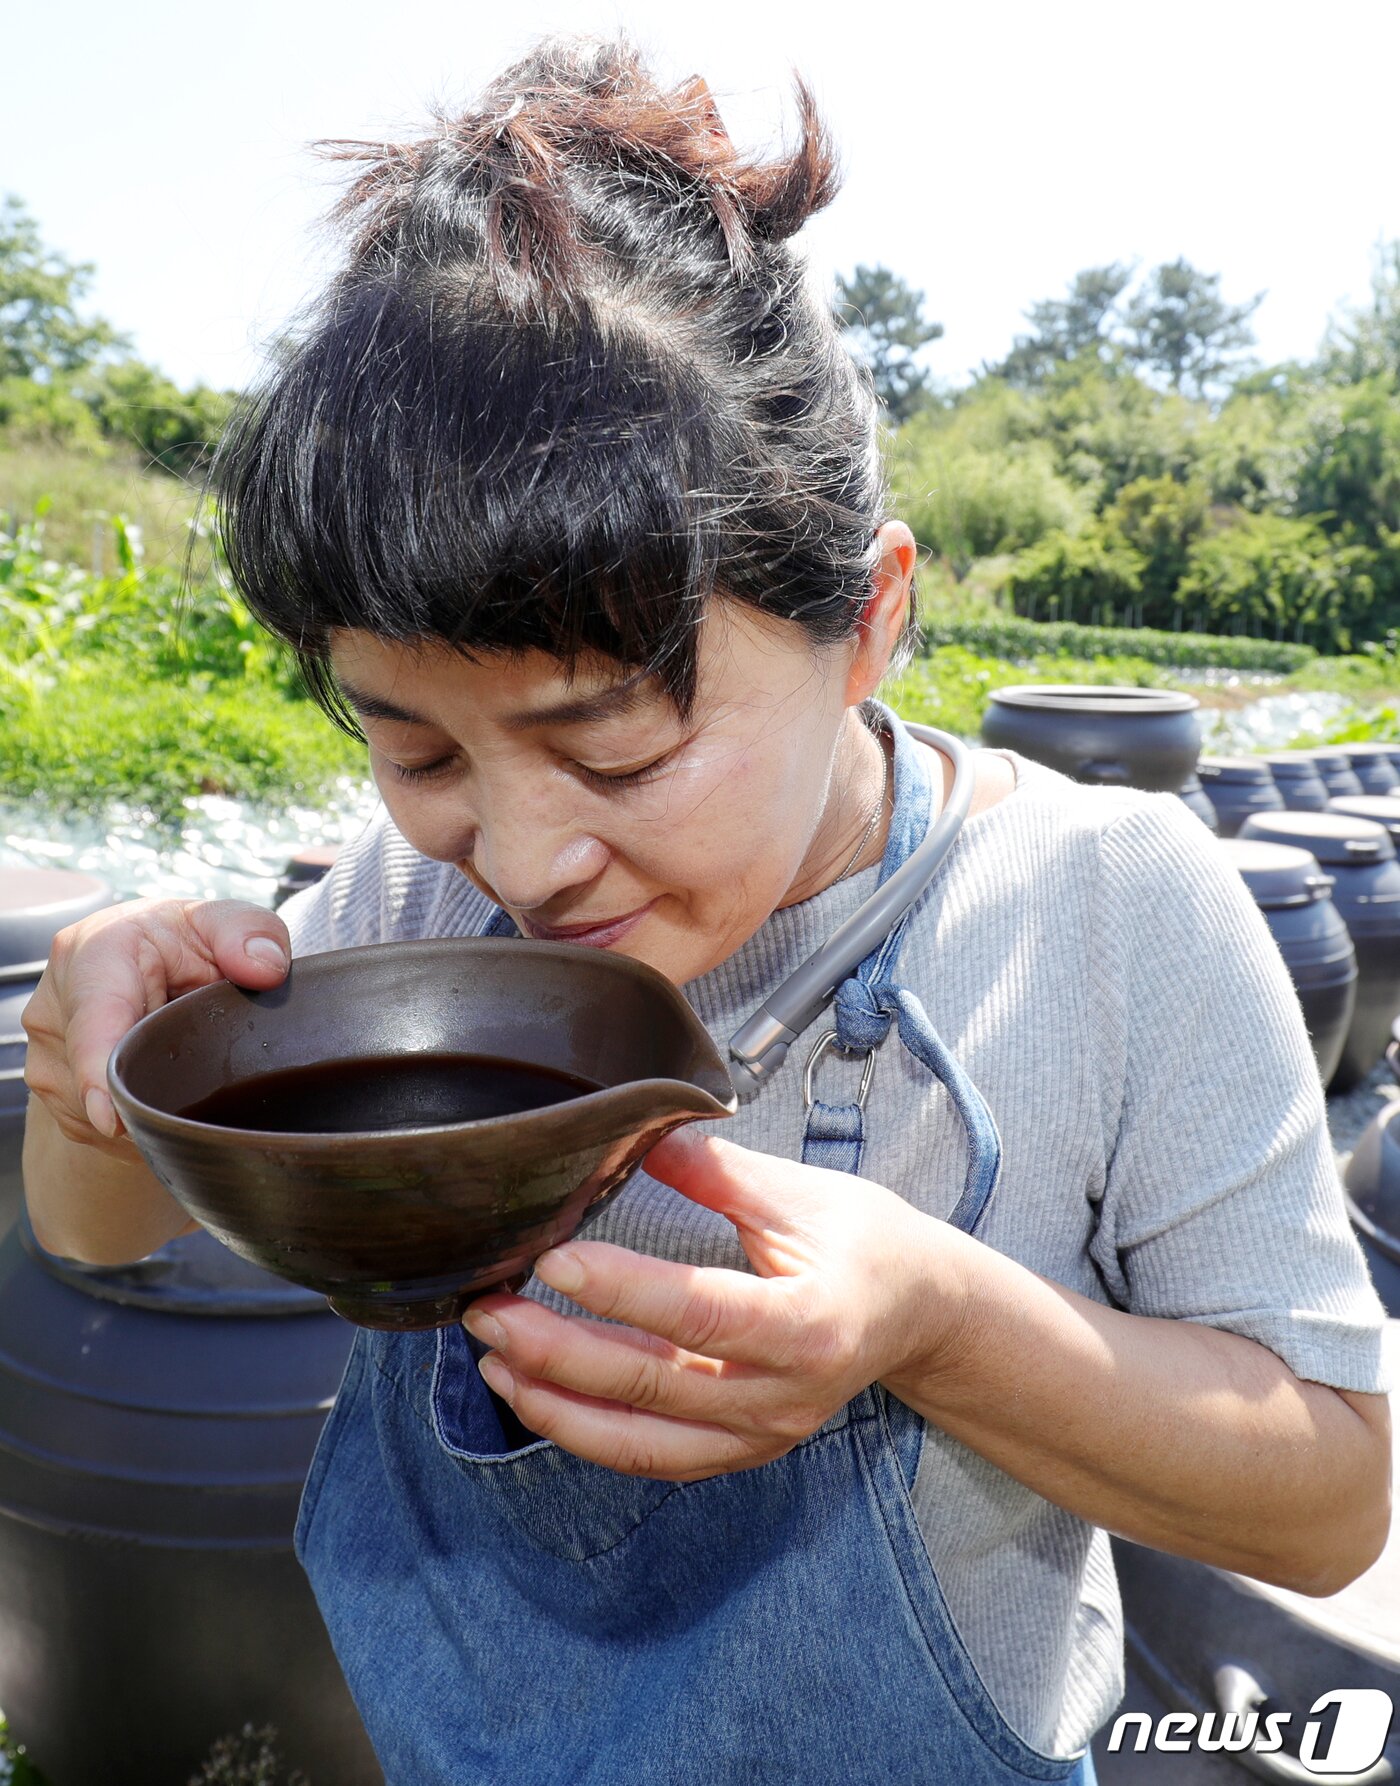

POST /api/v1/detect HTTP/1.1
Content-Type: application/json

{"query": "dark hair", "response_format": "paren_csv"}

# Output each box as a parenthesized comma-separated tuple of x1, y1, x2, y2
(207, 32, 909, 736)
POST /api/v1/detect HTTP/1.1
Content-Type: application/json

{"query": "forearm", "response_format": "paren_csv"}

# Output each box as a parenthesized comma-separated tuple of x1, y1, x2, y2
(885, 1222, 1391, 1595)
(22, 1093, 197, 1264)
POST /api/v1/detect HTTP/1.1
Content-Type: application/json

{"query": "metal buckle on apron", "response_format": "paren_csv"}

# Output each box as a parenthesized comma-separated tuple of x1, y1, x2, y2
(802, 1028, 878, 1112)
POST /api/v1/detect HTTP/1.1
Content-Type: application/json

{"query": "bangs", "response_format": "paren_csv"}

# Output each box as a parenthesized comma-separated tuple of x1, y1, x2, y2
(211, 278, 732, 732)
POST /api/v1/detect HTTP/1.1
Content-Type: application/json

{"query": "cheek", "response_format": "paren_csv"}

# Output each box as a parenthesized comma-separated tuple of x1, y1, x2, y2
(636, 741, 818, 898)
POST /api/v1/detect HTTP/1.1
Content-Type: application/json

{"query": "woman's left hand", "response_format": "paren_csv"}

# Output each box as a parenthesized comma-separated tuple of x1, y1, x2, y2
(462, 1129, 977, 1481)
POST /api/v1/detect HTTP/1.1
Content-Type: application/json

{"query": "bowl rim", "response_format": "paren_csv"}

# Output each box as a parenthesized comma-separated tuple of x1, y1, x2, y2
(107, 935, 737, 1146)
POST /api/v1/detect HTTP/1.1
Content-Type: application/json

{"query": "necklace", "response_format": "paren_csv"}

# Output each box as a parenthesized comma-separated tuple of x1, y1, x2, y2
(832, 724, 891, 886)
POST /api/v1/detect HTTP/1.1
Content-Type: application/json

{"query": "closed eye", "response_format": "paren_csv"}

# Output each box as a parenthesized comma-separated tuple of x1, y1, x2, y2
(388, 751, 675, 790)
(389, 755, 457, 784)
(570, 751, 674, 792)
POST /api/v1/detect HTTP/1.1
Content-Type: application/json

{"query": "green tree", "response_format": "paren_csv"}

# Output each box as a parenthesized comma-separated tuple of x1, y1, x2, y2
(1321, 239, 1400, 386)
(989, 263, 1135, 387)
(833, 264, 943, 423)
(0, 194, 130, 381)
(1103, 475, 1210, 619)
(1123, 258, 1262, 399)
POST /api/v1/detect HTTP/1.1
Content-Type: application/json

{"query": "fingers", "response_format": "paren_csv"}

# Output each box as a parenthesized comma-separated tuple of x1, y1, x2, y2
(473, 1361, 757, 1482)
(23, 898, 291, 1144)
(527, 1239, 800, 1364)
(643, 1128, 833, 1236)
(465, 1293, 741, 1423)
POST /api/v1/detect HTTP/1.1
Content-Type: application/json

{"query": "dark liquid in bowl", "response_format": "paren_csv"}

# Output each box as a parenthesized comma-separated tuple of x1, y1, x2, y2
(178, 1053, 600, 1134)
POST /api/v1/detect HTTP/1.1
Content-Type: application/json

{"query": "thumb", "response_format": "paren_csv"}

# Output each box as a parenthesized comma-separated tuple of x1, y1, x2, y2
(183, 899, 292, 989)
(643, 1128, 831, 1238)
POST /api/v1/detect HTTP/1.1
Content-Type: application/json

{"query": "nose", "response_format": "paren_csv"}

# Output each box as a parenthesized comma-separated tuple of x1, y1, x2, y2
(465, 792, 611, 914)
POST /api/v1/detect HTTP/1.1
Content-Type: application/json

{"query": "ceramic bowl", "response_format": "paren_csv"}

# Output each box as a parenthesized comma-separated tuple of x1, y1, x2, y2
(108, 938, 736, 1329)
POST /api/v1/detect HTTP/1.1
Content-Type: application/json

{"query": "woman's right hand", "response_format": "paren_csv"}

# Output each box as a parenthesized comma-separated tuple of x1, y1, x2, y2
(21, 898, 294, 1156)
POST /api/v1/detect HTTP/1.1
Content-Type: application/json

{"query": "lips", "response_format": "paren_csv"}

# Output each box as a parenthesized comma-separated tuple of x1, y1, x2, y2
(516, 900, 656, 949)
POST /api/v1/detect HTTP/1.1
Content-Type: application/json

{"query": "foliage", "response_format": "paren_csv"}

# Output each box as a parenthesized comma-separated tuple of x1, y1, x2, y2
(919, 615, 1315, 673)
(0, 439, 203, 571)
(0, 514, 363, 824)
(0, 1717, 45, 1785)
(0, 196, 235, 477)
(1122, 258, 1263, 398)
(188, 1725, 307, 1786)
(1175, 511, 1376, 649)
(1000, 527, 1145, 626)
(0, 194, 130, 381)
(983, 258, 1261, 400)
(833, 264, 944, 423)
(1320, 240, 1400, 387)
(989, 264, 1134, 386)
(893, 420, 1089, 577)
(1102, 475, 1210, 610)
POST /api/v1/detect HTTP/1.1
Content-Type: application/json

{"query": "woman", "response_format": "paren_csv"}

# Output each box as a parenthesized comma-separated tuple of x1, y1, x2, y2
(21, 35, 1391, 1786)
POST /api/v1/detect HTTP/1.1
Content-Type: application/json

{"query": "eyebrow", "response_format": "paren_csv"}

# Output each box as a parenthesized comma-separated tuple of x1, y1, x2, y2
(335, 668, 658, 732)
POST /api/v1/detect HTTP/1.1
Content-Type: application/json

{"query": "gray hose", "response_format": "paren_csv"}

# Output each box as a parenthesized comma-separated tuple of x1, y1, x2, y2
(727, 723, 974, 1097)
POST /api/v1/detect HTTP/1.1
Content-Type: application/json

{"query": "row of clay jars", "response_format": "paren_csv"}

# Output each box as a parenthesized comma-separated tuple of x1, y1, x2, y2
(1233, 809, 1400, 1094)
(1199, 745, 1400, 837)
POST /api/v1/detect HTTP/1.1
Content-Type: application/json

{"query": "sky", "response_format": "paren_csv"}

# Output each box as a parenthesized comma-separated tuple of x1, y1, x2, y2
(6, 0, 1400, 394)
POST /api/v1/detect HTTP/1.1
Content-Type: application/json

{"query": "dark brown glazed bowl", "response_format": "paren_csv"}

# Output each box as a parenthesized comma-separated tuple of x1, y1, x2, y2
(107, 939, 737, 1330)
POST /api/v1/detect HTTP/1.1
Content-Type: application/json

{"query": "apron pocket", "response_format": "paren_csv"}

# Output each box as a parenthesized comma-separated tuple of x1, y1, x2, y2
(426, 1322, 682, 1561)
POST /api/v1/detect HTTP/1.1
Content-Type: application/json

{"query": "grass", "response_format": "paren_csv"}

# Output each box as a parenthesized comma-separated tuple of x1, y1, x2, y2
(0, 442, 202, 575)
(0, 665, 367, 829)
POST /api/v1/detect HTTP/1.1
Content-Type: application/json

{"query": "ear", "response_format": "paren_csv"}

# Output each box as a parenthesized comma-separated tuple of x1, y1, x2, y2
(844, 520, 917, 707)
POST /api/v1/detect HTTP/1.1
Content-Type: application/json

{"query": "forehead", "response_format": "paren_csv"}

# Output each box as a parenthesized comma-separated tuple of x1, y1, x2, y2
(327, 603, 816, 729)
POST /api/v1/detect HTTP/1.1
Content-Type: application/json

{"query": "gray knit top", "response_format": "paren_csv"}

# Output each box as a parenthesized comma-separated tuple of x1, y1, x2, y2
(279, 739, 1392, 1761)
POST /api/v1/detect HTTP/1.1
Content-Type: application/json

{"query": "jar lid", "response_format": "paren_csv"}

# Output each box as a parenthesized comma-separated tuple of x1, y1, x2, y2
(1219, 838, 1332, 907)
(1330, 795, 1400, 842)
(1198, 755, 1275, 785)
(1305, 748, 1354, 773)
(1343, 743, 1400, 760)
(1238, 810, 1396, 864)
(0, 867, 116, 975)
(988, 685, 1200, 714)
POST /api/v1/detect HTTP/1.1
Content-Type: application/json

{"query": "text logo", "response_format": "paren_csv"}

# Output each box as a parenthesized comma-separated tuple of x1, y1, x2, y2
(1106, 1688, 1394, 1773)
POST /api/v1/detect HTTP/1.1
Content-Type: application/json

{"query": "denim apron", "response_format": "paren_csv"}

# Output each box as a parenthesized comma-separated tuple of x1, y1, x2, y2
(296, 710, 1098, 1786)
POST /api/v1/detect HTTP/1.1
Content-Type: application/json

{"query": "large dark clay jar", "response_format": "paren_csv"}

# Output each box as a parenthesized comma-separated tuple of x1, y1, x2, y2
(1263, 753, 1332, 813)
(1238, 811, 1400, 1092)
(0, 868, 116, 1232)
(1305, 747, 1366, 800)
(0, 1216, 381, 1786)
(981, 687, 1201, 791)
(1342, 745, 1400, 796)
(1195, 756, 1284, 839)
(1175, 773, 1218, 831)
(1345, 1103, 1400, 1318)
(1330, 793, 1400, 851)
(1218, 839, 1358, 1088)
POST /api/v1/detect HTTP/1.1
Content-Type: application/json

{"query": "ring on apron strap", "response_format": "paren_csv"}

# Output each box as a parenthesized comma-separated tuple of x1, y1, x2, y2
(802, 1028, 878, 1111)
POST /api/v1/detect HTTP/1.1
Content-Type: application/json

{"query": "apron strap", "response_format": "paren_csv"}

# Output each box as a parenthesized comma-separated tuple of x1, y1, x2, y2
(800, 970, 1002, 1237)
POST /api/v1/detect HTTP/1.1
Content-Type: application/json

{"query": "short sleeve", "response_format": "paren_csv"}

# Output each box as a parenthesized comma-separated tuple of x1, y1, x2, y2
(1086, 794, 1391, 1395)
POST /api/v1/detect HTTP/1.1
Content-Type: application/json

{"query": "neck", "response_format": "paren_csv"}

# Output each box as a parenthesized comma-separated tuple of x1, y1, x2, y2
(778, 708, 892, 910)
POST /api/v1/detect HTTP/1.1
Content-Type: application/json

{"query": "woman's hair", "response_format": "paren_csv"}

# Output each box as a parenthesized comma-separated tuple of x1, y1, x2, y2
(208, 32, 911, 734)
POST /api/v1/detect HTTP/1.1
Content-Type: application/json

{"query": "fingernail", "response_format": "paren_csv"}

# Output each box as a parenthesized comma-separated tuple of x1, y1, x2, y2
(463, 1308, 506, 1349)
(534, 1248, 583, 1295)
(84, 1088, 115, 1137)
(244, 937, 287, 969)
(478, 1354, 515, 1402)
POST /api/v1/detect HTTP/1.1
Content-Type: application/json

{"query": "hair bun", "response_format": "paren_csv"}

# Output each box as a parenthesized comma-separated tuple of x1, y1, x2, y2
(310, 34, 841, 297)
